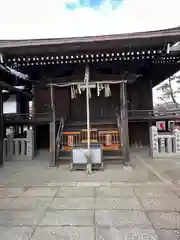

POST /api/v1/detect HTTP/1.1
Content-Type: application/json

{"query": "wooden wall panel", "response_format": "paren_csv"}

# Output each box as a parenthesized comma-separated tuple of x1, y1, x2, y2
(128, 78, 153, 147)
(129, 122, 150, 147)
(128, 78, 153, 110)
(35, 88, 51, 113)
(70, 86, 119, 121)
(34, 87, 70, 117)
(55, 88, 70, 117)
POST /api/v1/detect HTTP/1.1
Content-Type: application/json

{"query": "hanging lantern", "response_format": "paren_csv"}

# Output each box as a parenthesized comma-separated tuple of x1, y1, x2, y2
(106, 134, 112, 146)
(68, 135, 74, 146)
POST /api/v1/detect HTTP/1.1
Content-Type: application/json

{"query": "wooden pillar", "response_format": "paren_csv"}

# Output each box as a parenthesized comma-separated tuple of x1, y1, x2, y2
(49, 84, 56, 167)
(120, 81, 130, 165)
(16, 94, 29, 114)
(0, 89, 4, 166)
(31, 86, 36, 156)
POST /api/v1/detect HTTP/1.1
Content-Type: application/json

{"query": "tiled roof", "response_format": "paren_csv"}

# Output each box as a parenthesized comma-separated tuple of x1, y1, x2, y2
(0, 26, 180, 49)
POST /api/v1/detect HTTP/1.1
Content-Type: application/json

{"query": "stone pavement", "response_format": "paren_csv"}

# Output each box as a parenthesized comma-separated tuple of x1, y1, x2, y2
(0, 151, 163, 187)
(0, 150, 180, 239)
(0, 185, 180, 239)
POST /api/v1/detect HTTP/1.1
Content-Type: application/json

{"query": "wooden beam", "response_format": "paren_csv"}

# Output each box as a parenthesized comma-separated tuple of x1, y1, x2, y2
(40, 72, 139, 85)
(0, 81, 32, 98)
(49, 83, 56, 167)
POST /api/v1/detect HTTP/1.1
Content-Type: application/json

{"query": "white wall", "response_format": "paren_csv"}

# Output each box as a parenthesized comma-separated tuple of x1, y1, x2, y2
(3, 95, 17, 113)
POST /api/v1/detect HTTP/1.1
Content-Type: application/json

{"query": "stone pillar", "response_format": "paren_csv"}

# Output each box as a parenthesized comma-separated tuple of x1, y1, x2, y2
(159, 137, 165, 153)
(6, 129, 13, 161)
(120, 81, 130, 164)
(27, 128, 34, 160)
(167, 137, 173, 153)
(31, 86, 36, 156)
(173, 128, 180, 154)
(149, 126, 159, 157)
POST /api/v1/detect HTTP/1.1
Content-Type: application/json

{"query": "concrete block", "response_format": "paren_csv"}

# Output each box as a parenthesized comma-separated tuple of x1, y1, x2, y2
(96, 187, 135, 197)
(147, 212, 180, 229)
(0, 227, 33, 240)
(0, 211, 44, 226)
(139, 197, 180, 211)
(95, 210, 151, 227)
(31, 227, 94, 240)
(39, 210, 94, 226)
(95, 197, 141, 210)
(50, 197, 94, 210)
(96, 227, 158, 240)
(22, 187, 58, 197)
(8, 197, 53, 211)
(0, 188, 25, 198)
(134, 187, 176, 198)
(157, 230, 180, 240)
(56, 186, 95, 197)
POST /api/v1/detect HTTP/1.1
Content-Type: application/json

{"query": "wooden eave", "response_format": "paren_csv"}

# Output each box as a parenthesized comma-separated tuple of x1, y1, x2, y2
(1, 27, 180, 89)
(0, 27, 180, 55)
(0, 64, 32, 97)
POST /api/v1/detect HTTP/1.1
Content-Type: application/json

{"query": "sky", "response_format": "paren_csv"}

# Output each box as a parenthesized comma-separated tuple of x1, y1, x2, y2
(0, 0, 180, 39)
(1, 0, 180, 112)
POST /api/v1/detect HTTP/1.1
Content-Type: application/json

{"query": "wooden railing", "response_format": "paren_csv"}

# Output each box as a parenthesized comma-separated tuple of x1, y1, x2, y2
(128, 109, 180, 117)
(4, 112, 67, 123)
(4, 112, 51, 122)
(4, 109, 180, 123)
(60, 129, 120, 151)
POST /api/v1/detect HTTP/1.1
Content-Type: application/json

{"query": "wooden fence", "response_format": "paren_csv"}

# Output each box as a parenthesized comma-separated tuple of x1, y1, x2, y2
(3, 128, 34, 161)
(150, 126, 180, 158)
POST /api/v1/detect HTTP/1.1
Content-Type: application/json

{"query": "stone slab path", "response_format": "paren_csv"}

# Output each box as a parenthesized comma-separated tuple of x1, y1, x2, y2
(0, 185, 179, 239)
(1, 151, 180, 239)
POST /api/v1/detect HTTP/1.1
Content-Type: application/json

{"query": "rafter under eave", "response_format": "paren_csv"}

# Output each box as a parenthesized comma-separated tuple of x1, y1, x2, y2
(0, 63, 28, 80)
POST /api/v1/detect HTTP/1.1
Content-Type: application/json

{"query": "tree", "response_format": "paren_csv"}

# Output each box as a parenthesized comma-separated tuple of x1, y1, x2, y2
(156, 74, 180, 107)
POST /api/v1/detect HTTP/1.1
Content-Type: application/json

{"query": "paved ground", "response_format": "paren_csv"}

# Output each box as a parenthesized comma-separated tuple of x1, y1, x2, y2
(0, 150, 180, 239)
(0, 185, 180, 239)
(0, 151, 164, 187)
